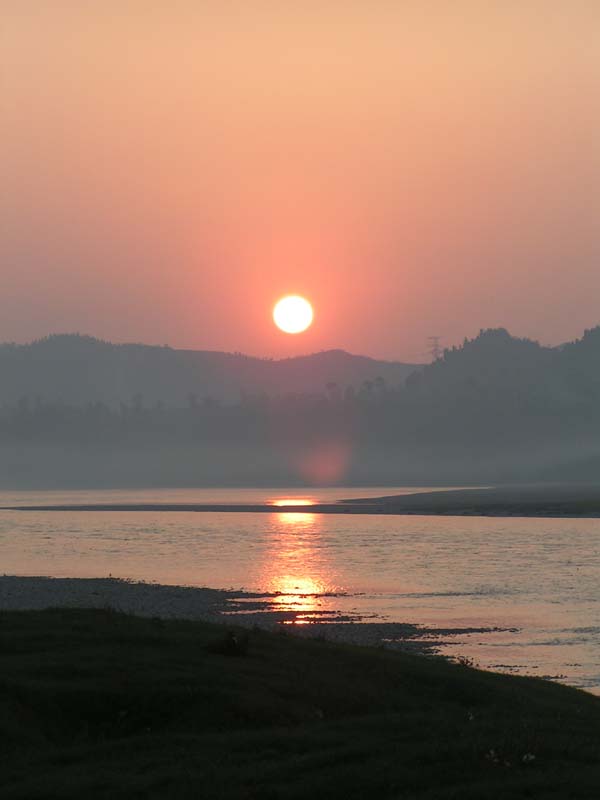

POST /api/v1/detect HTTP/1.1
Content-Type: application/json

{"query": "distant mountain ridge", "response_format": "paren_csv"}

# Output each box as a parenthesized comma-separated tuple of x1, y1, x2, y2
(0, 334, 421, 406)
(4, 326, 600, 487)
(407, 326, 600, 405)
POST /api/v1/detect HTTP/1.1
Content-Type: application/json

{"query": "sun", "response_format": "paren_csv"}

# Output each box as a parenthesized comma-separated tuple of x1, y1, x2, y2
(273, 295, 314, 334)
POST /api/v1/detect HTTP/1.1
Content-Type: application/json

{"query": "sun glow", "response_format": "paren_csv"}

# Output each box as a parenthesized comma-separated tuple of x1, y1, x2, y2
(273, 295, 313, 334)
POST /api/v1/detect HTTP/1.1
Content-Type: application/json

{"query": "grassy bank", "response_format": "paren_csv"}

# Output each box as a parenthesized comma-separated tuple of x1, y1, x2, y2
(1, 610, 600, 798)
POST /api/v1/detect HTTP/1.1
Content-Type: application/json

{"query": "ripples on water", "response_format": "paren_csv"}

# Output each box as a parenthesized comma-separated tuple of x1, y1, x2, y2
(1, 487, 600, 692)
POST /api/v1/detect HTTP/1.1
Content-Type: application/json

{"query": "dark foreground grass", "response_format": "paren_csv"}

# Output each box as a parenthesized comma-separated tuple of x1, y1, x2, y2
(1, 610, 600, 799)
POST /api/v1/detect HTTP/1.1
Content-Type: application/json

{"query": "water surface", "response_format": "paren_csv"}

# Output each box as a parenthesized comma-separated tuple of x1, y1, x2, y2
(2, 487, 599, 692)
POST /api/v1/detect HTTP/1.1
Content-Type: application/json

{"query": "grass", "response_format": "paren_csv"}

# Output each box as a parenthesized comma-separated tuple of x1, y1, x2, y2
(1, 609, 600, 798)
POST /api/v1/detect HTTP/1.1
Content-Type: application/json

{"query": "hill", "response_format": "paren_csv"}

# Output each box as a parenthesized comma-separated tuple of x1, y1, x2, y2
(3, 326, 600, 486)
(401, 326, 600, 445)
(0, 334, 420, 406)
(409, 325, 600, 402)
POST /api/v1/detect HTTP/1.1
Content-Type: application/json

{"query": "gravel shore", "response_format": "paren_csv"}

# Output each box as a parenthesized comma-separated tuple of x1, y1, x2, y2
(0, 575, 474, 655)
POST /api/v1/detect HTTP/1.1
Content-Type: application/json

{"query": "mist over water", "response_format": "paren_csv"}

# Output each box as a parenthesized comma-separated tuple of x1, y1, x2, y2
(6, 328, 600, 487)
(3, 487, 600, 693)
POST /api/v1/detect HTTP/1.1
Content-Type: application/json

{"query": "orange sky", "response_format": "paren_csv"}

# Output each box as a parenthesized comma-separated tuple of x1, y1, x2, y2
(3, 2, 600, 361)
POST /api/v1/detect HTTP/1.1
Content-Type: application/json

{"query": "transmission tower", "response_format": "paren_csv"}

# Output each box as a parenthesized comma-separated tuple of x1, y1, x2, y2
(427, 336, 443, 362)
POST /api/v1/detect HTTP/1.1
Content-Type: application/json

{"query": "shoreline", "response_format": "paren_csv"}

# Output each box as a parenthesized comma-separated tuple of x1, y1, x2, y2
(6, 483, 600, 517)
(0, 574, 501, 657)
(5, 607, 600, 798)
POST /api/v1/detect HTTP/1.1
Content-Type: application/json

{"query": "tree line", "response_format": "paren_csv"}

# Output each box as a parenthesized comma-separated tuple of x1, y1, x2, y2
(3, 327, 600, 453)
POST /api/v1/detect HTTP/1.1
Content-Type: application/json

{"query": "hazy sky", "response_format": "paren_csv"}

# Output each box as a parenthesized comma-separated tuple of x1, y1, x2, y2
(3, 2, 600, 361)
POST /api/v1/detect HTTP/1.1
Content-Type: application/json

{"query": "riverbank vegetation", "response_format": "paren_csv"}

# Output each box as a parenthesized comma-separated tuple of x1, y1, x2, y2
(2, 608, 600, 798)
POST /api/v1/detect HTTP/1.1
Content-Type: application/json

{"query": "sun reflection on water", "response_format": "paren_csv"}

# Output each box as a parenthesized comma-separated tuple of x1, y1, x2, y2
(270, 498, 318, 527)
(260, 502, 341, 623)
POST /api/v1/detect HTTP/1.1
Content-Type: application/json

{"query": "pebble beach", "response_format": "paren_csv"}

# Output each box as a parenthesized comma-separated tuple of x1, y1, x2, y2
(0, 574, 476, 656)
